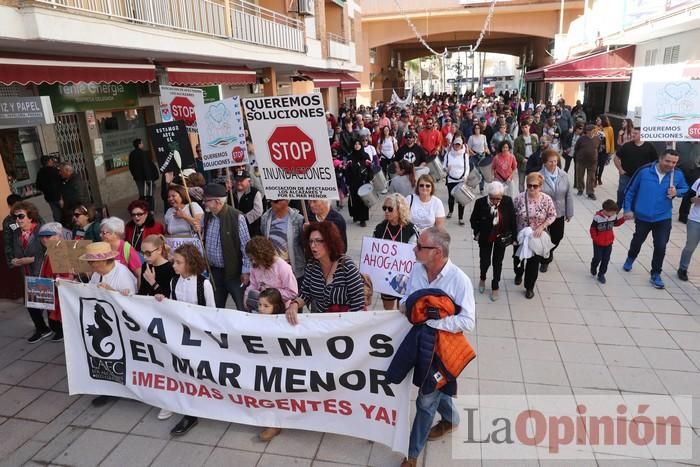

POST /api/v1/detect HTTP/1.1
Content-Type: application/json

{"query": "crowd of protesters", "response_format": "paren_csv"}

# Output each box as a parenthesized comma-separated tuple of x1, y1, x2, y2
(3, 88, 699, 466)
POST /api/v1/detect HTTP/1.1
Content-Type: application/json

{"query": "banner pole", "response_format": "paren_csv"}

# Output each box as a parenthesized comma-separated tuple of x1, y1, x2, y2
(300, 200, 310, 223)
(179, 170, 216, 291)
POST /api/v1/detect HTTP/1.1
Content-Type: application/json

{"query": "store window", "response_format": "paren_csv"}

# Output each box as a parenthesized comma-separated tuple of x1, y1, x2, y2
(0, 127, 42, 197)
(97, 109, 148, 172)
(608, 81, 631, 116)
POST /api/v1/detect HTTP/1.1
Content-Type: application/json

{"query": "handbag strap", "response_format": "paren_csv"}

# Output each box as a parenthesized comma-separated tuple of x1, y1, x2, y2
(524, 195, 531, 227)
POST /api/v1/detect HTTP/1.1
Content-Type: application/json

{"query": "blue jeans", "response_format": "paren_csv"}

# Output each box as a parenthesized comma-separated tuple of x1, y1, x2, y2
(210, 266, 245, 310)
(408, 390, 459, 459)
(617, 174, 631, 210)
(627, 218, 673, 275)
(680, 220, 700, 271)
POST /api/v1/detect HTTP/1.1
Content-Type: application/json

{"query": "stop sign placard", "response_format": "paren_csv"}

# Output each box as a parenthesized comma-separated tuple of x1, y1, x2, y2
(267, 126, 316, 173)
(170, 96, 197, 127)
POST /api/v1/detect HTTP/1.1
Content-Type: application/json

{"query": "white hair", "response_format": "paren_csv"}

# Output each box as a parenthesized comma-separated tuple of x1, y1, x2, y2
(100, 217, 125, 236)
(486, 181, 505, 196)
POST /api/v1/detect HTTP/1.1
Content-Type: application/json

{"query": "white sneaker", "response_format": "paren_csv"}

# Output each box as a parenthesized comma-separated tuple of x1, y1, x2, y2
(157, 409, 173, 420)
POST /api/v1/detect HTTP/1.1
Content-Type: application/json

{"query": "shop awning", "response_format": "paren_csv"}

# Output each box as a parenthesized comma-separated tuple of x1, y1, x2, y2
(301, 71, 360, 89)
(0, 53, 156, 85)
(162, 63, 257, 86)
(525, 45, 636, 83)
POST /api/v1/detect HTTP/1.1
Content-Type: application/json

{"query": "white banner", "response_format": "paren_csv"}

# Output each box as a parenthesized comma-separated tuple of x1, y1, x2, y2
(641, 81, 700, 141)
(359, 237, 417, 298)
(159, 86, 205, 134)
(195, 97, 248, 171)
(58, 281, 412, 454)
(243, 94, 339, 200)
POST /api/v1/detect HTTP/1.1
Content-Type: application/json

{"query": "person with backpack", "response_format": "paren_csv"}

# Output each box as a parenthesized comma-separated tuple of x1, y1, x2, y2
(154, 243, 215, 435)
(442, 137, 470, 225)
(98, 217, 142, 277)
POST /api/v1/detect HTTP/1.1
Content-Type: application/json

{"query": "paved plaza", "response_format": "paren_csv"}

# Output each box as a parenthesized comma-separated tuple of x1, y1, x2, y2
(0, 167, 699, 467)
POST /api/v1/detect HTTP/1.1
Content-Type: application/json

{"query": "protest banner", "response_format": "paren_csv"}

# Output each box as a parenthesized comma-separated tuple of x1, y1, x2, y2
(194, 97, 248, 171)
(58, 281, 412, 454)
(243, 93, 339, 200)
(641, 81, 700, 141)
(165, 235, 204, 256)
(25, 277, 55, 310)
(149, 121, 196, 174)
(159, 86, 204, 133)
(46, 239, 92, 274)
(358, 237, 416, 298)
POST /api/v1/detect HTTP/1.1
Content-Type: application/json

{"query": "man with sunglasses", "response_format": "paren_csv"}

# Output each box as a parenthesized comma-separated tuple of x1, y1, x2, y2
(398, 227, 475, 467)
(394, 132, 427, 169)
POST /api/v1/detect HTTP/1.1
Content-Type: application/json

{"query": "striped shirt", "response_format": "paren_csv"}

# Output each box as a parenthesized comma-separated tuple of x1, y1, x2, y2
(299, 256, 365, 313)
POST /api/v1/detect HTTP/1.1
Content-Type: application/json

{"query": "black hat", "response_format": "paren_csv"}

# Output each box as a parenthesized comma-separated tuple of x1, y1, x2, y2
(203, 183, 227, 198)
(233, 169, 250, 180)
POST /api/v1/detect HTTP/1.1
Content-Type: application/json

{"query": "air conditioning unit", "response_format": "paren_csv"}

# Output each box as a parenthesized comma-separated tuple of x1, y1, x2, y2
(298, 0, 315, 16)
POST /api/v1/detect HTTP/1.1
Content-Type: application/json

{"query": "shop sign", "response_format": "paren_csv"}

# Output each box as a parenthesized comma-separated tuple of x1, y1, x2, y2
(194, 85, 222, 104)
(38, 83, 139, 113)
(0, 96, 54, 127)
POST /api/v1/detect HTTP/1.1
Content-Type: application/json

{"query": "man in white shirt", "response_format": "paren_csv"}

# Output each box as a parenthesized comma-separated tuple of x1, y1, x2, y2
(399, 227, 475, 467)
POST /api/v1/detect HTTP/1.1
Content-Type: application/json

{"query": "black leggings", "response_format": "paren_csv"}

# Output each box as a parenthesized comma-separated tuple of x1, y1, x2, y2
(596, 154, 609, 180)
(446, 181, 465, 219)
(542, 216, 566, 264)
(479, 240, 507, 290)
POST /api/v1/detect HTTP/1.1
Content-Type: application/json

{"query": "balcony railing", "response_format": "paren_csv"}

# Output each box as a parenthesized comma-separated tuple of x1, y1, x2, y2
(327, 32, 350, 60)
(34, 0, 306, 52)
(230, 0, 305, 52)
(36, 0, 227, 37)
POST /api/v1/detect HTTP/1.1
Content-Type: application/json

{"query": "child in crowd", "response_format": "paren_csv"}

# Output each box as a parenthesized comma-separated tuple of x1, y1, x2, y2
(257, 288, 285, 315)
(590, 199, 625, 284)
(154, 243, 214, 434)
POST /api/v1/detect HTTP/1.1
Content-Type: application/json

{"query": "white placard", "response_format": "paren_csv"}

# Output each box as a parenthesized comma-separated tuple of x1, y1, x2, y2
(358, 237, 417, 298)
(641, 81, 700, 141)
(159, 86, 205, 134)
(243, 93, 339, 200)
(194, 97, 248, 170)
(58, 281, 412, 454)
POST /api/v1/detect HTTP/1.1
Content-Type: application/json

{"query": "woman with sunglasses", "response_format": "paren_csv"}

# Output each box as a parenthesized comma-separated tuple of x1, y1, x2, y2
(124, 199, 165, 252)
(99, 216, 143, 277)
(137, 234, 175, 297)
(71, 204, 100, 241)
(406, 174, 446, 231)
(513, 172, 557, 299)
(373, 194, 419, 310)
(470, 182, 517, 301)
(9, 201, 57, 343)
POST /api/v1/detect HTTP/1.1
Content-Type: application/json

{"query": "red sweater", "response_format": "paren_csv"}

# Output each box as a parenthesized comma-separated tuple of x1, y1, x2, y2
(590, 210, 625, 247)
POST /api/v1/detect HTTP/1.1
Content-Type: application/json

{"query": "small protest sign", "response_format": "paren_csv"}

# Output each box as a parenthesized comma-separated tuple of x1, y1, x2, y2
(46, 239, 93, 274)
(243, 93, 338, 200)
(358, 237, 417, 298)
(25, 276, 55, 310)
(195, 96, 248, 170)
(159, 86, 204, 133)
(641, 81, 700, 141)
(165, 235, 204, 256)
(149, 121, 196, 174)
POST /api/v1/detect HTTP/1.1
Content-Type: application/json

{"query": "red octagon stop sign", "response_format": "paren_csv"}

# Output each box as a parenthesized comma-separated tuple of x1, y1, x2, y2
(170, 96, 197, 127)
(267, 126, 316, 173)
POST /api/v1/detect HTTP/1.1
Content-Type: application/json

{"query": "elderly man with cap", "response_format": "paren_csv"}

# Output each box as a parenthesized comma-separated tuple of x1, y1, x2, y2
(232, 169, 264, 237)
(202, 183, 251, 309)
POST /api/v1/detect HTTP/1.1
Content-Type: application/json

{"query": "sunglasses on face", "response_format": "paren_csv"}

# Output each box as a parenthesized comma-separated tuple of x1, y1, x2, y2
(419, 184, 432, 188)
(527, 184, 541, 189)
(415, 243, 438, 251)
(142, 248, 159, 257)
(131, 211, 146, 217)
(382, 206, 394, 212)
(13, 213, 26, 220)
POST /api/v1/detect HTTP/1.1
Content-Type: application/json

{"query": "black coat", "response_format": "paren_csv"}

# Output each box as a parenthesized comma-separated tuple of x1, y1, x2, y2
(35, 166, 62, 202)
(61, 174, 88, 209)
(129, 148, 159, 181)
(469, 195, 517, 244)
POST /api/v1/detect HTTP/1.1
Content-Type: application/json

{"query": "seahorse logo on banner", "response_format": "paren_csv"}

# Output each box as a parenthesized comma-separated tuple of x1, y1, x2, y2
(79, 298, 126, 384)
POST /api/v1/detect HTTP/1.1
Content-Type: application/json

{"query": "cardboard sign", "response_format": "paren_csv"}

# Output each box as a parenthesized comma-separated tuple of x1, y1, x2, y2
(641, 81, 700, 141)
(358, 237, 417, 298)
(149, 121, 196, 174)
(25, 276, 55, 310)
(243, 93, 339, 200)
(159, 86, 204, 133)
(59, 281, 412, 454)
(46, 239, 93, 274)
(195, 97, 248, 170)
